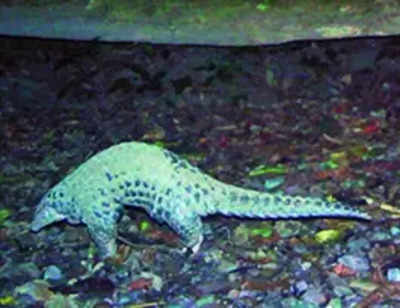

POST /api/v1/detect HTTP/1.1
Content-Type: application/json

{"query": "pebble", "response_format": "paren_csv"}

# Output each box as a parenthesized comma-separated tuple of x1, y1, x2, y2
(390, 226, 400, 236)
(275, 221, 304, 238)
(282, 297, 319, 308)
(43, 265, 63, 281)
(387, 268, 400, 282)
(326, 297, 342, 308)
(337, 255, 370, 273)
(294, 280, 308, 295)
(195, 295, 216, 307)
(302, 287, 328, 305)
(369, 229, 392, 241)
(327, 273, 353, 297)
(347, 238, 371, 254)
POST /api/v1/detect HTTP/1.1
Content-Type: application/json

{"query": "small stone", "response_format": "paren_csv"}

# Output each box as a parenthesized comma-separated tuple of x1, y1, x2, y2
(14, 280, 52, 305)
(347, 238, 371, 253)
(167, 295, 195, 308)
(326, 297, 342, 308)
(43, 265, 63, 281)
(141, 272, 163, 292)
(227, 289, 240, 299)
(370, 230, 391, 241)
(302, 287, 328, 305)
(337, 255, 370, 273)
(275, 221, 304, 238)
(387, 268, 400, 282)
(195, 279, 233, 295)
(195, 295, 216, 307)
(293, 243, 308, 254)
(217, 259, 239, 273)
(390, 226, 400, 236)
(282, 297, 319, 308)
(294, 280, 308, 295)
(333, 285, 353, 297)
(327, 273, 353, 297)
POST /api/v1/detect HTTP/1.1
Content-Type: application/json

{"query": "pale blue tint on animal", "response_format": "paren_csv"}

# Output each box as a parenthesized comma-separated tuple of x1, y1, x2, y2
(31, 142, 370, 258)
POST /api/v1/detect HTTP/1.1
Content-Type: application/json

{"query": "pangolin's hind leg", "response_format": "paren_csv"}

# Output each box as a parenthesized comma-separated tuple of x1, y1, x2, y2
(159, 204, 204, 254)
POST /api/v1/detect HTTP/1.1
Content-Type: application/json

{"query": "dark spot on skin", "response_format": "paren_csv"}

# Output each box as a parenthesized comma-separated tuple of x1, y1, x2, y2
(240, 195, 249, 203)
(105, 172, 113, 181)
(221, 189, 227, 196)
(113, 197, 121, 203)
(185, 186, 192, 193)
(147, 201, 154, 209)
(53, 201, 63, 210)
(194, 192, 200, 203)
(158, 196, 163, 203)
(294, 199, 301, 206)
(70, 214, 79, 221)
(138, 191, 144, 197)
(125, 191, 130, 198)
(94, 211, 102, 218)
(125, 181, 132, 187)
(164, 211, 171, 220)
(211, 187, 215, 191)
(274, 196, 282, 203)
(166, 152, 179, 164)
(285, 198, 291, 205)
(230, 193, 237, 202)
(189, 167, 198, 174)
(111, 188, 116, 193)
(102, 202, 110, 207)
(166, 188, 172, 195)
(143, 182, 149, 188)
(103, 210, 110, 215)
(315, 201, 323, 206)
(334, 203, 341, 209)
(195, 184, 200, 189)
(264, 197, 270, 204)
(151, 186, 156, 191)
(178, 162, 187, 169)
(201, 188, 208, 195)
(252, 196, 260, 203)
(98, 188, 107, 196)
(130, 191, 137, 197)
(59, 192, 64, 197)
(135, 180, 140, 187)
(177, 181, 182, 186)
(119, 185, 124, 190)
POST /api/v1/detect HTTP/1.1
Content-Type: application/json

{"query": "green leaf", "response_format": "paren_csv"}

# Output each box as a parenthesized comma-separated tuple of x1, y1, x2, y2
(139, 220, 151, 232)
(249, 164, 288, 176)
(250, 226, 273, 238)
(315, 229, 342, 244)
(0, 209, 11, 227)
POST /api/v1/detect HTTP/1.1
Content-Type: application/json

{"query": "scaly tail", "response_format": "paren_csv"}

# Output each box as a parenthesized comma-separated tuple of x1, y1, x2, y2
(211, 184, 370, 220)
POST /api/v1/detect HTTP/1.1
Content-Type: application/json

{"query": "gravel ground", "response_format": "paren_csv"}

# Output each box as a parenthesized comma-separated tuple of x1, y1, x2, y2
(0, 37, 400, 307)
